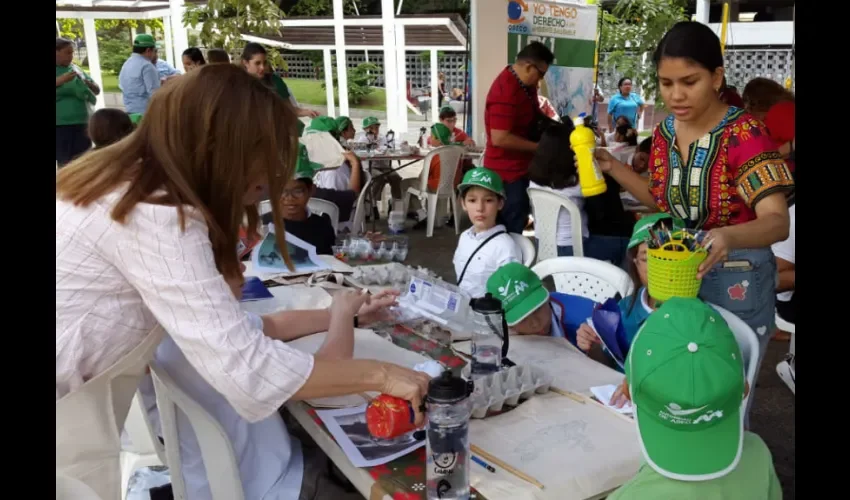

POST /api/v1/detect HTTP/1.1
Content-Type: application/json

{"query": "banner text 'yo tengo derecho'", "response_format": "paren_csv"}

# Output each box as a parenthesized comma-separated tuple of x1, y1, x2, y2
(507, 0, 598, 119)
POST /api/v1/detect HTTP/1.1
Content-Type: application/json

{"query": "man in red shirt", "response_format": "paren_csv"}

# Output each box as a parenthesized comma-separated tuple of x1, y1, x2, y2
(484, 41, 555, 233)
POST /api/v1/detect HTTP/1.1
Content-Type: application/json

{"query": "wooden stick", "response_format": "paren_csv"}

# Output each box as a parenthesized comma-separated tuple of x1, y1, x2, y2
(548, 387, 586, 404)
(470, 444, 545, 490)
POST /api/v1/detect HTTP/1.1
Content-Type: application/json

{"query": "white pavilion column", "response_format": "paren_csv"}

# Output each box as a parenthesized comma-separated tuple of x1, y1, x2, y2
(394, 24, 408, 134)
(82, 18, 105, 110)
(470, 0, 507, 143)
(695, 0, 710, 24)
(430, 49, 439, 122)
(169, 0, 189, 59)
(381, 0, 399, 132)
(332, 0, 349, 117)
(323, 48, 337, 117)
(163, 15, 174, 64)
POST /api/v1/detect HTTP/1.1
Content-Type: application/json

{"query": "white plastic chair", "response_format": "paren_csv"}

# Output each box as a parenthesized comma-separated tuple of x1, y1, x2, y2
(532, 256, 633, 303)
(510, 233, 536, 267)
(57, 473, 104, 500)
(402, 145, 464, 238)
(307, 198, 341, 234)
(346, 177, 373, 235)
(527, 187, 585, 261)
(149, 363, 244, 500)
(708, 304, 760, 397)
(119, 392, 166, 500)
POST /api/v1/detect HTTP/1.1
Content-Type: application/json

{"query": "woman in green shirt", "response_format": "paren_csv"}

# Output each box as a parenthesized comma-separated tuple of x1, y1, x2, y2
(56, 38, 100, 168)
(240, 43, 318, 118)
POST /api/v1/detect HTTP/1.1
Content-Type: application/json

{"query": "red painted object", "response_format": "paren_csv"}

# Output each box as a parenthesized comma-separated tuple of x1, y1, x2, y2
(366, 394, 417, 439)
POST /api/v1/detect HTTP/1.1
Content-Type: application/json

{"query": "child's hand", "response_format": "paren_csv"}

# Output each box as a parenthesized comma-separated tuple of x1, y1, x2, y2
(576, 323, 602, 352)
(431, 137, 443, 146)
(463, 138, 475, 146)
(609, 378, 631, 408)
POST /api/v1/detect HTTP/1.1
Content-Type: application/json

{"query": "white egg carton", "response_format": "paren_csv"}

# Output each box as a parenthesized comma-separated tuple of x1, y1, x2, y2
(348, 264, 437, 288)
(462, 364, 554, 419)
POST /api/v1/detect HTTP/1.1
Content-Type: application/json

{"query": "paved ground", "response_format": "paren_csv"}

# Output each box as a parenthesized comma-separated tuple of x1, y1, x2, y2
(391, 212, 796, 500)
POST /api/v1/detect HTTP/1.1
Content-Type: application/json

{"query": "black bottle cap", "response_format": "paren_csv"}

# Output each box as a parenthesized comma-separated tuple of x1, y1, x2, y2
(427, 370, 469, 403)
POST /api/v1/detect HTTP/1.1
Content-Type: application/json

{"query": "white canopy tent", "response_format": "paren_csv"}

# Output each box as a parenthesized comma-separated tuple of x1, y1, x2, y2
(56, 0, 192, 110)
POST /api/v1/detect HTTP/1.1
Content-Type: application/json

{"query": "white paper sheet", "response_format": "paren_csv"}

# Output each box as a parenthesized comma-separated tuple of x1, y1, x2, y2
(287, 329, 434, 408)
(455, 336, 624, 396)
(240, 285, 332, 315)
(316, 405, 425, 467)
(589, 385, 634, 415)
(470, 393, 641, 500)
(251, 231, 330, 275)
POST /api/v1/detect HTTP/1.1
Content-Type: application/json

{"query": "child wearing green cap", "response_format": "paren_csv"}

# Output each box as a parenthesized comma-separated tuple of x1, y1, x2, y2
(453, 167, 522, 298)
(608, 298, 781, 500)
(261, 144, 336, 255)
(426, 106, 476, 192)
(336, 116, 356, 142)
(574, 214, 683, 366)
(486, 262, 600, 348)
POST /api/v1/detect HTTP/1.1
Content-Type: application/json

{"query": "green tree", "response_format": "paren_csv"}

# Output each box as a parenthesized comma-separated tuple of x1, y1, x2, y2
(599, 0, 687, 102)
(285, 0, 362, 16)
(184, 0, 287, 68)
(57, 18, 164, 44)
(322, 60, 380, 105)
(99, 39, 133, 74)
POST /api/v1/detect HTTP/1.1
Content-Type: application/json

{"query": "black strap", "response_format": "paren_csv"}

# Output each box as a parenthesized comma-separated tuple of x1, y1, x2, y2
(457, 231, 507, 286)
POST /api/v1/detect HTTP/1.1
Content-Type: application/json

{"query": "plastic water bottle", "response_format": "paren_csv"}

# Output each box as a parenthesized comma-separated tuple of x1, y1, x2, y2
(426, 371, 474, 500)
(469, 294, 506, 378)
(571, 113, 607, 197)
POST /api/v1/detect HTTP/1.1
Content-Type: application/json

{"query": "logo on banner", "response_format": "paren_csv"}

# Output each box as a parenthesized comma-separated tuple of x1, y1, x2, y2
(508, 0, 528, 24)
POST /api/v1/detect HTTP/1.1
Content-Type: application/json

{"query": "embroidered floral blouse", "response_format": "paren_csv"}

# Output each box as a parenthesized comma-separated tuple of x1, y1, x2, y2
(648, 107, 795, 230)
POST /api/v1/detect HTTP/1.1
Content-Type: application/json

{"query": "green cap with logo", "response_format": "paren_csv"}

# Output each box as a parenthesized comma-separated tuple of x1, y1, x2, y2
(133, 33, 157, 49)
(627, 298, 745, 480)
(457, 167, 506, 198)
(307, 116, 338, 134)
(295, 143, 322, 180)
(362, 116, 380, 128)
(628, 213, 685, 249)
(431, 123, 455, 145)
(335, 116, 353, 134)
(486, 262, 549, 326)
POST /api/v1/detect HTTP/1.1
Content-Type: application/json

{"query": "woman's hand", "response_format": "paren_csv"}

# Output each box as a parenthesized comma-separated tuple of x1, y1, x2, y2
(358, 289, 401, 326)
(696, 228, 732, 279)
(298, 108, 320, 118)
(593, 147, 621, 173)
(330, 289, 372, 319)
(609, 378, 631, 408)
(431, 137, 443, 147)
(576, 323, 602, 352)
(379, 363, 432, 426)
(56, 72, 77, 86)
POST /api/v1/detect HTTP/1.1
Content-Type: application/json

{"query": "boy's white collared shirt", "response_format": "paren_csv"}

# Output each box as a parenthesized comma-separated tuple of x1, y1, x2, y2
(453, 224, 522, 299)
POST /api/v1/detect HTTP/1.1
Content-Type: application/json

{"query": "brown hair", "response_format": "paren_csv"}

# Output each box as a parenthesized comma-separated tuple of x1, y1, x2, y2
(88, 108, 134, 149)
(742, 77, 794, 113)
(207, 48, 231, 64)
(56, 64, 299, 277)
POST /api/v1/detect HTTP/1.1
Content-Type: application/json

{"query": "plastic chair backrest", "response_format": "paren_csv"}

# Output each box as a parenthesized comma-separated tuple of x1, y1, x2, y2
(123, 391, 166, 463)
(707, 304, 760, 396)
(149, 363, 245, 500)
(509, 233, 536, 267)
(418, 146, 465, 195)
(527, 187, 585, 261)
(775, 312, 795, 335)
(349, 178, 373, 236)
(307, 198, 341, 234)
(532, 256, 634, 303)
(259, 200, 272, 217)
(57, 473, 104, 500)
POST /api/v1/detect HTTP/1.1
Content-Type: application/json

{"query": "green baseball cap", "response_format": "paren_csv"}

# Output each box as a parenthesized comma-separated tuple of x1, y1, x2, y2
(431, 123, 454, 145)
(133, 34, 157, 49)
(335, 116, 353, 134)
(457, 167, 505, 198)
(627, 298, 745, 480)
(362, 116, 380, 128)
(487, 263, 549, 326)
(628, 213, 685, 249)
(439, 105, 455, 115)
(295, 143, 322, 180)
(307, 116, 338, 134)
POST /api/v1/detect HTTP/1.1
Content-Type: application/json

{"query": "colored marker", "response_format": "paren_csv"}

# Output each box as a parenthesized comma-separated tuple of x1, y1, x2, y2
(472, 455, 496, 473)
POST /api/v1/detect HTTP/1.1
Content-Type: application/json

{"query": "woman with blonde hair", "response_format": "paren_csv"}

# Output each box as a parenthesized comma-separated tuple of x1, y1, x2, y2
(56, 64, 429, 500)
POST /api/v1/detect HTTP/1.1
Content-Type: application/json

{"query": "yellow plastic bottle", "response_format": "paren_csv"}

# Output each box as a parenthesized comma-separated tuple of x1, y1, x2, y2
(571, 114, 607, 197)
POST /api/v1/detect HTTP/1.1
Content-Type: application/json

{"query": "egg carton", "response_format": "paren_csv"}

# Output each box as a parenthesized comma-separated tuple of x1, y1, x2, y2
(349, 264, 438, 287)
(462, 365, 554, 419)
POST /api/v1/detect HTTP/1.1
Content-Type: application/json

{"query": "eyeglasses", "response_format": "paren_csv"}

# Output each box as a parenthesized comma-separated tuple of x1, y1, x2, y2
(281, 187, 308, 199)
(532, 64, 547, 78)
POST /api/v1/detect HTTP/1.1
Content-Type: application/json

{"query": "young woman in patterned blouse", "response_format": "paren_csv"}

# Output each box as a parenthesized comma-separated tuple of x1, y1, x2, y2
(592, 22, 794, 420)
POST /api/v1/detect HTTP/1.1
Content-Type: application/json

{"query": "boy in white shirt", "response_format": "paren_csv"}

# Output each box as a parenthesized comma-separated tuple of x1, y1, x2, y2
(453, 167, 522, 298)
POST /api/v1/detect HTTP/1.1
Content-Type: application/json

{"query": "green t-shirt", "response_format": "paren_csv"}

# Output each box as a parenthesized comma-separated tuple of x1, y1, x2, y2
(608, 432, 782, 500)
(270, 73, 291, 100)
(56, 65, 96, 126)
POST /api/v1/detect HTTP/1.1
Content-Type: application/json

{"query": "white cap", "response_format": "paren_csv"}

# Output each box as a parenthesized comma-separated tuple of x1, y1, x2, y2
(573, 113, 588, 127)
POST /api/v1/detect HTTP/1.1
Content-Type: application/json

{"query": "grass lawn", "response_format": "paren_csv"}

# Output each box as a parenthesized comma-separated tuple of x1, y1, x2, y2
(284, 78, 388, 111)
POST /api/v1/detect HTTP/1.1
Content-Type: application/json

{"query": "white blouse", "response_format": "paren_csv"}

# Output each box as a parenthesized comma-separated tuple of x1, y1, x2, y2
(56, 189, 314, 422)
